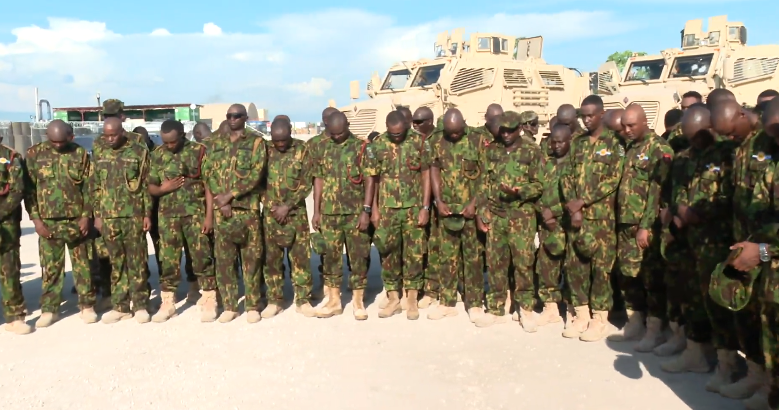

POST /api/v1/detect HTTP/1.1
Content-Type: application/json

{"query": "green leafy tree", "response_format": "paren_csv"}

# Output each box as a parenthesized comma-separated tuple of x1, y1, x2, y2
(607, 50, 647, 71)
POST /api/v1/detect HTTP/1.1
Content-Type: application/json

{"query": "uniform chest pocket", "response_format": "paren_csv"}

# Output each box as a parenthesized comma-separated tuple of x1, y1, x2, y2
(283, 161, 304, 190)
(35, 159, 55, 179)
(235, 149, 253, 170)
(462, 158, 480, 180)
(747, 159, 769, 188)
(163, 159, 183, 180)
(122, 157, 140, 180)
(65, 156, 88, 184)
(633, 159, 651, 181)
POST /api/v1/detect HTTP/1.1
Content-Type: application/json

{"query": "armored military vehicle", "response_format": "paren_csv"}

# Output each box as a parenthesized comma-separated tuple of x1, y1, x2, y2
(595, 15, 779, 134)
(333, 29, 592, 141)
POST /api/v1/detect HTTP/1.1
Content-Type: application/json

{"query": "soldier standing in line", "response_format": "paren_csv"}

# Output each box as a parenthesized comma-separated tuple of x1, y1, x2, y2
(192, 122, 212, 143)
(471, 103, 504, 140)
(203, 104, 267, 324)
(560, 95, 624, 341)
(555, 104, 585, 137)
(608, 105, 673, 352)
(26, 120, 96, 328)
(519, 111, 539, 144)
(412, 107, 439, 309)
(90, 117, 152, 324)
(0, 129, 31, 334)
(147, 120, 217, 323)
(427, 109, 484, 322)
(536, 124, 572, 328)
(477, 111, 544, 330)
(311, 112, 375, 320)
(368, 112, 429, 320)
(262, 119, 316, 319)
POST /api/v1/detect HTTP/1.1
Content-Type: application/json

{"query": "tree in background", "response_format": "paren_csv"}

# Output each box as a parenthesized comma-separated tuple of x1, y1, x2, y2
(607, 51, 648, 71)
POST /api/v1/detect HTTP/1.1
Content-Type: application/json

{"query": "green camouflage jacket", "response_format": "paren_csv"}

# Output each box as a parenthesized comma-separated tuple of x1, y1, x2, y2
(665, 123, 690, 153)
(363, 129, 425, 209)
(0, 144, 26, 221)
(90, 139, 151, 219)
(427, 128, 483, 209)
(618, 133, 673, 229)
(263, 138, 311, 211)
(26, 141, 91, 220)
(732, 128, 764, 241)
(203, 128, 267, 211)
(313, 133, 374, 215)
(538, 154, 568, 219)
(481, 139, 543, 218)
(148, 140, 208, 217)
(746, 143, 779, 303)
(521, 130, 536, 144)
(560, 129, 624, 221)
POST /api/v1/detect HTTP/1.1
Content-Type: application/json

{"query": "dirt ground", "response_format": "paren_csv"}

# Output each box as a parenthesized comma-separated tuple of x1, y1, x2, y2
(0, 211, 744, 410)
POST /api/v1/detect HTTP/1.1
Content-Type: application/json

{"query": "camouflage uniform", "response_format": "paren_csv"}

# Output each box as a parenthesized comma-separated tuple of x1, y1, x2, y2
(313, 133, 373, 291)
(203, 128, 266, 313)
(148, 140, 215, 293)
(616, 133, 672, 318)
(262, 138, 312, 308)
(0, 145, 26, 322)
(427, 127, 485, 308)
(519, 111, 538, 144)
(90, 138, 151, 313)
(26, 141, 95, 313)
(482, 113, 544, 315)
(560, 129, 623, 311)
(536, 148, 568, 304)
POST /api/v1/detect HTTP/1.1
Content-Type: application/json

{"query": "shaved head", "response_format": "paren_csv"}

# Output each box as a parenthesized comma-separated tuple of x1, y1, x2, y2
(557, 104, 579, 133)
(622, 104, 648, 141)
(604, 109, 625, 133)
(103, 117, 126, 148)
(193, 122, 211, 142)
(763, 98, 779, 138)
(228, 104, 247, 115)
(412, 107, 433, 121)
(712, 99, 756, 141)
(706, 89, 736, 110)
(443, 108, 466, 140)
(412, 107, 435, 136)
(326, 111, 349, 142)
(104, 116, 123, 132)
(321, 107, 338, 123)
(681, 106, 713, 148)
(485, 103, 503, 122)
(274, 114, 291, 123)
(396, 106, 413, 124)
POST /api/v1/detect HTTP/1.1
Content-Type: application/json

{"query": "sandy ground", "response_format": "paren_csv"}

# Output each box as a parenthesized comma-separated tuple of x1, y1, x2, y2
(0, 210, 745, 410)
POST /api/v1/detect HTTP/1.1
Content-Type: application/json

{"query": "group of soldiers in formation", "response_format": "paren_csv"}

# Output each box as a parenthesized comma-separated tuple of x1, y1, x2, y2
(2, 86, 779, 406)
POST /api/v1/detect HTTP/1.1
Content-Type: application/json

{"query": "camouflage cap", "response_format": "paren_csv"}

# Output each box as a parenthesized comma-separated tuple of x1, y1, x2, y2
(442, 215, 466, 232)
(497, 111, 522, 128)
(311, 232, 328, 255)
(373, 227, 400, 255)
(269, 218, 297, 248)
(519, 111, 538, 124)
(102, 99, 125, 115)
(542, 231, 566, 256)
(708, 247, 763, 311)
(573, 228, 597, 259)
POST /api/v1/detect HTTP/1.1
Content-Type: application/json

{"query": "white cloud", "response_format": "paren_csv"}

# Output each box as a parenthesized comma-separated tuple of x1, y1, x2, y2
(0, 10, 647, 119)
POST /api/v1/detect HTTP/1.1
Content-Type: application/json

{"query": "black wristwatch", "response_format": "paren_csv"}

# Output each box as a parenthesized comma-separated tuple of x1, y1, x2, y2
(363, 205, 372, 215)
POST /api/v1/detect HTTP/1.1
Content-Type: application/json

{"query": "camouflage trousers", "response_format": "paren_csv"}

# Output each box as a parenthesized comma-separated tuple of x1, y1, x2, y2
(321, 214, 370, 290)
(0, 218, 24, 321)
(102, 217, 150, 313)
(735, 296, 765, 365)
(92, 234, 112, 297)
(535, 228, 564, 304)
(760, 301, 779, 409)
(214, 208, 264, 312)
(616, 224, 666, 319)
(423, 217, 440, 299)
(437, 218, 484, 308)
(150, 217, 196, 285)
(686, 241, 738, 349)
(662, 235, 693, 325)
(486, 214, 536, 315)
(263, 212, 312, 307)
(377, 207, 425, 291)
(158, 215, 216, 293)
(39, 218, 95, 312)
(565, 219, 616, 311)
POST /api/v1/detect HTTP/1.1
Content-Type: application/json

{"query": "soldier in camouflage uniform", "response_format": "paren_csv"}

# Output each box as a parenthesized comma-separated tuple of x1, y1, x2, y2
(519, 111, 539, 144)
(203, 104, 267, 324)
(477, 111, 543, 330)
(560, 95, 624, 342)
(311, 112, 376, 320)
(147, 120, 217, 323)
(262, 119, 316, 318)
(368, 111, 429, 320)
(90, 117, 152, 324)
(412, 107, 439, 309)
(26, 120, 96, 328)
(0, 131, 31, 334)
(535, 124, 572, 328)
(608, 105, 674, 352)
(470, 103, 503, 144)
(426, 109, 484, 322)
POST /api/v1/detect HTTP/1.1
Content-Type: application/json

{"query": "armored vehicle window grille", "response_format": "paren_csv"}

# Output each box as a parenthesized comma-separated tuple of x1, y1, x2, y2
(603, 102, 625, 110)
(343, 109, 377, 138)
(503, 69, 529, 87)
(731, 58, 779, 82)
(634, 101, 660, 128)
(450, 67, 496, 94)
(539, 70, 564, 88)
(366, 81, 373, 91)
(598, 72, 613, 93)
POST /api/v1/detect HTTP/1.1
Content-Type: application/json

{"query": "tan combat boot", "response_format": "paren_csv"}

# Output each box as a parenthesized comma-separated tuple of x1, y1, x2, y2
(418, 294, 435, 309)
(742, 383, 770, 410)
(218, 310, 239, 323)
(653, 322, 686, 356)
(101, 310, 132, 324)
(295, 302, 316, 318)
(660, 339, 711, 373)
(474, 312, 508, 328)
(378, 291, 402, 318)
(316, 285, 331, 309)
(187, 282, 201, 305)
(427, 304, 458, 320)
(261, 302, 283, 319)
(4, 320, 32, 335)
(719, 360, 766, 399)
(152, 291, 177, 323)
(467, 306, 484, 323)
(400, 291, 409, 311)
(134, 309, 151, 324)
(199, 290, 218, 322)
(519, 308, 538, 333)
(80, 307, 98, 324)
(536, 302, 562, 326)
(579, 310, 613, 342)
(352, 289, 368, 321)
(95, 297, 112, 313)
(634, 316, 666, 352)
(705, 349, 738, 392)
(562, 305, 590, 338)
(607, 309, 645, 342)
(316, 287, 343, 318)
(246, 310, 262, 323)
(36, 312, 60, 328)
(406, 290, 420, 320)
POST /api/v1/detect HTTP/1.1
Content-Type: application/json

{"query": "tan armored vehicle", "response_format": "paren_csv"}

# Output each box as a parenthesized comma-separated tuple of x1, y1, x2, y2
(596, 15, 779, 134)
(333, 29, 592, 141)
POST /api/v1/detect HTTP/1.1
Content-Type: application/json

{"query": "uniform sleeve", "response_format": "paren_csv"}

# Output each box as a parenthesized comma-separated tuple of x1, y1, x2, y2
(147, 152, 162, 186)
(140, 149, 152, 218)
(515, 146, 543, 202)
(230, 137, 266, 200)
(80, 153, 93, 219)
(539, 161, 564, 218)
(23, 149, 40, 219)
(0, 152, 25, 220)
(361, 142, 380, 177)
(639, 142, 672, 230)
(286, 145, 313, 208)
(89, 148, 104, 218)
(690, 146, 735, 219)
(559, 138, 579, 203)
(582, 136, 623, 207)
(475, 146, 492, 210)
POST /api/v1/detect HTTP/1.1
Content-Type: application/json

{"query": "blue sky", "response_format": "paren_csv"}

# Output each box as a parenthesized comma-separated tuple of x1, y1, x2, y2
(1, 0, 776, 122)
